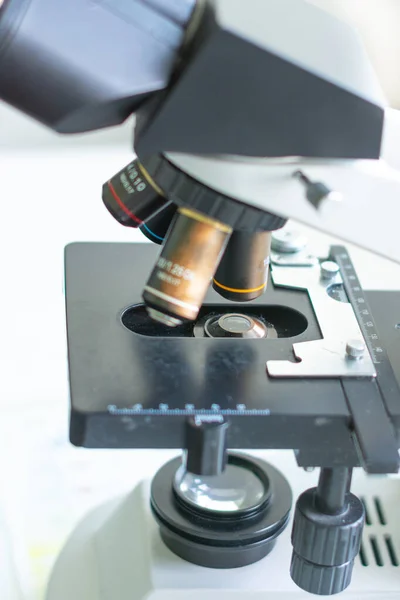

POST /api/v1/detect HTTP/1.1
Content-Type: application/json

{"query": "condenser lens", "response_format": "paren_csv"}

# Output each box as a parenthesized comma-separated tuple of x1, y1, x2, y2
(219, 314, 252, 334)
(202, 313, 268, 339)
(174, 464, 266, 514)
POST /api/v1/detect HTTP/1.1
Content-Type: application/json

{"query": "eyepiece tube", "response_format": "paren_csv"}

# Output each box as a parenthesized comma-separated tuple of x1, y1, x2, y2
(0, 0, 194, 132)
(213, 231, 272, 302)
(143, 208, 232, 325)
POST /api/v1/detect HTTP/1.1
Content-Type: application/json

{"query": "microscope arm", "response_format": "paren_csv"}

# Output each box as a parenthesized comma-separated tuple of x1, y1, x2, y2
(166, 138, 400, 265)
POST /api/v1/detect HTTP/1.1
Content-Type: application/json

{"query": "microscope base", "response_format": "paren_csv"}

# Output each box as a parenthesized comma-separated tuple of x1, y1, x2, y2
(45, 454, 400, 599)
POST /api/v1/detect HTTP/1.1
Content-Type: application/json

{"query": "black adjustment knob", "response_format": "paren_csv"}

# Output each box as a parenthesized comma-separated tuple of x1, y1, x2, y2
(290, 481, 365, 595)
(185, 416, 229, 476)
(291, 554, 353, 596)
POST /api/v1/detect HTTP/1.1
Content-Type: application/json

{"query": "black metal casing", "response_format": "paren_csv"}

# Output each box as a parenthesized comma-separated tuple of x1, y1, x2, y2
(0, 0, 194, 132)
(135, 1, 384, 159)
(65, 243, 400, 472)
(0, 0, 383, 160)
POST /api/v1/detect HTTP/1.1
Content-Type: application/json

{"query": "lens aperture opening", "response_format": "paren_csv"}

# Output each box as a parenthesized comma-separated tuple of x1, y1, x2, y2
(174, 463, 267, 515)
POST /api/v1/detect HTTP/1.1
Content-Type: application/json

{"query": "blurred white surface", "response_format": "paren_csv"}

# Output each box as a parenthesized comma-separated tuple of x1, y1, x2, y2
(0, 502, 23, 600)
(0, 103, 134, 149)
(0, 145, 400, 600)
(0, 146, 166, 600)
(310, 0, 400, 109)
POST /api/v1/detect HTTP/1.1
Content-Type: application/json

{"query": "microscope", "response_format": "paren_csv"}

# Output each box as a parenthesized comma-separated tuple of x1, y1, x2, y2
(2, 0, 400, 597)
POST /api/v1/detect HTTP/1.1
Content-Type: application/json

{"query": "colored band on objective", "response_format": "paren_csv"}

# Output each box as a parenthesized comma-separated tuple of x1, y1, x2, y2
(179, 207, 232, 234)
(107, 181, 142, 225)
(138, 163, 165, 197)
(142, 223, 164, 242)
(213, 279, 267, 294)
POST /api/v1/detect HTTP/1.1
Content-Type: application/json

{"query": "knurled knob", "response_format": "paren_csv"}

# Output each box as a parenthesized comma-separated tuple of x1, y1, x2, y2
(138, 154, 287, 232)
(290, 554, 354, 596)
(290, 488, 365, 595)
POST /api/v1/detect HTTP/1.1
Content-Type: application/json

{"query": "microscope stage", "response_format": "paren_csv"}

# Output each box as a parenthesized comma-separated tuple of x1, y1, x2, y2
(65, 243, 400, 471)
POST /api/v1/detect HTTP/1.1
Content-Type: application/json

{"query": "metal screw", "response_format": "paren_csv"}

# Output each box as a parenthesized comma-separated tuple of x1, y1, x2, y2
(320, 261, 340, 280)
(346, 339, 366, 360)
(303, 467, 315, 473)
(396, 323, 400, 330)
(271, 229, 308, 254)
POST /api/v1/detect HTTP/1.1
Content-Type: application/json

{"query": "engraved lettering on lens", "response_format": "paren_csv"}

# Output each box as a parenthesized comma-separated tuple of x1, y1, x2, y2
(102, 159, 167, 228)
(120, 173, 134, 194)
(157, 272, 180, 286)
(143, 208, 232, 325)
(126, 162, 147, 192)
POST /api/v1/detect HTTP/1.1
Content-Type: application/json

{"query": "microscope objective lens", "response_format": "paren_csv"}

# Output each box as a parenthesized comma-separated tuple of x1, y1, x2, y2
(143, 208, 232, 325)
(102, 160, 168, 228)
(213, 230, 272, 302)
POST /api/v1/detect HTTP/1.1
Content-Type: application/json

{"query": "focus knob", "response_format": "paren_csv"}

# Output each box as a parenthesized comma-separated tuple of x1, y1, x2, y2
(290, 488, 365, 595)
(291, 554, 353, 597)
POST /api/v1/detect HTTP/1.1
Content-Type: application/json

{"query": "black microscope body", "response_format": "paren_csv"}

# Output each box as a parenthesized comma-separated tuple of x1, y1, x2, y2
(65, 239, 400, 595)
(1, 0, 400, 594)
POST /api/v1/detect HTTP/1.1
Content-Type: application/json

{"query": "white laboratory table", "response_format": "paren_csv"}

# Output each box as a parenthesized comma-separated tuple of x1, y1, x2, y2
(0, 148, 400, 600)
